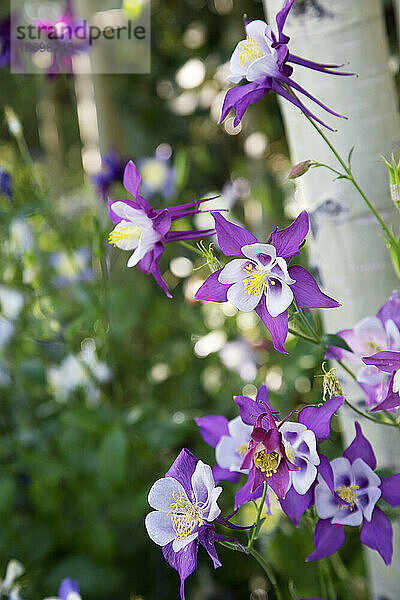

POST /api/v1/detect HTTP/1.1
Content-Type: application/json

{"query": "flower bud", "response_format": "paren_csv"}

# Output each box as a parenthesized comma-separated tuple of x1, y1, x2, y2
(288, 160, 312, 179)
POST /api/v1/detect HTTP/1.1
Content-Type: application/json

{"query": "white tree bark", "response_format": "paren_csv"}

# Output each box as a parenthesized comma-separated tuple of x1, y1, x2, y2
(262, 0, 400, 597)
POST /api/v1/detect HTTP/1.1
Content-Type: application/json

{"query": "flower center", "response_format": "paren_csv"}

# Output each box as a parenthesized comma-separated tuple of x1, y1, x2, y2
(108, 220, 142, 247)
(335, 485, 359, 511)
(243, 263, 275, 296)
(254, 450, 281, 476)
(238, 443, 249, 457)
(366, 341, 382, 354)
(239, 36, 265, 66)
(167, 491, 204, 539)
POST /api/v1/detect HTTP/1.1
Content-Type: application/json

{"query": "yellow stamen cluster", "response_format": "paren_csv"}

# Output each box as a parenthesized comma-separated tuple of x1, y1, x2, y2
(243, 263, 268, 296)
(108, 222, 142, 247)
(239, 36, 265, 66)
(167, 491, 204, 539)
(254, 450, 281, 477)
(336, 485, 359, 511)
(318, 362, 342, 401)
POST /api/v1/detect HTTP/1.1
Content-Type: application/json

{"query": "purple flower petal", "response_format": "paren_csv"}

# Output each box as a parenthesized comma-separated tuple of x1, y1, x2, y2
(212, 465, 241, 484)
(307, 519, 345, 562)
(220, 82, 259, 122)
(234, 473, 263, 509)
(153, 210, 172, 237)
(255, 296, 288, 353)
(166, 449, 198, 497)
(343, 422, 376, 471)
(123, 161, 141, 199)
(234, 394, 266, 426)
(195, 415, 229, 448)
(280, 484, 314, 526)
(195, 270, 229, 303)
(268, 463, 290, 499)
(269, 211, 309, 260)
(317, 454, 335, 494)
(376, 290, 400, 328)
(298, 396, 344, 440)
(162, 539, 198, 600)
(360, 506, 393, 566)
(380, 473, 400, 507)
(59, 579, 80, 600)
(288, 53, 353, 76)
(212, 212, 258, 257)
(271, 80, 336, 131)
(362, 350, 400, 373)
(288, 265, 340, 309)
(275, 0, 294, 45)
(149, 250, 172, 299)
(198, 526, 222, 569)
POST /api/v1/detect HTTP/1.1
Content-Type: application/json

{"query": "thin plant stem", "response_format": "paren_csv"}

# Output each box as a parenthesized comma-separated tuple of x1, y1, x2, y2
(247, 547, 284, 600)
(303, 112, 396, 246)
(288, 326, 320, 345)
(247, 482, 267, 550)
(179, 240, 205, 257)
(336, 361, 400, 429)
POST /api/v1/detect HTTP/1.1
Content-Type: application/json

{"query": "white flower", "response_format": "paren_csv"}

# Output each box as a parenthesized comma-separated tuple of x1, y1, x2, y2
(228, 20, 280, 85)
(280, 422, 320, 495)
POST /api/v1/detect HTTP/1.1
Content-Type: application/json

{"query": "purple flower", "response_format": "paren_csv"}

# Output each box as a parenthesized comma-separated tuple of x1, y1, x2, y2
(327, 291, 400, 408)
(233, 386, 344, 516)
(145, 449, 225, 600)
(58, 578, 81, 600)
(362, 351, 400, 411)
(195, 211, 339, 353)
(0, 15, 10, 67)
(92, 150, 126, 200)
(220, 1, 352, 130)
(138, 149, 176, 200)
(308, 422, 400, 565)
(108, 161, 215, 297)
(0, 167, 12, 200)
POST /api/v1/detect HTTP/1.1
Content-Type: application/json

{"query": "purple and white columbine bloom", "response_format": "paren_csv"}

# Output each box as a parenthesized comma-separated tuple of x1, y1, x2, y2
(309, 422, 400, 565)
(362, 351, 400, 412)
(57, 578, 81, 600)
(109, 161, 215, 297)
(195, 211, 339, 352)
(146, 449, 240, 600)
(221, 0, 352, 130)
(196, 414, 253, 485)
(327, 291, 400, 409)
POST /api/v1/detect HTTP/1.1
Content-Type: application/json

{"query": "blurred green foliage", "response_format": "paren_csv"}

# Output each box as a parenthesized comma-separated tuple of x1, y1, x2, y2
(2, 0, 398, 598)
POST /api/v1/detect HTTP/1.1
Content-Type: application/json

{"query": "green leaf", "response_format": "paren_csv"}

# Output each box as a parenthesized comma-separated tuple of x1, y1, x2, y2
(347, 146, 355, 167)
(322, 334, 352, 353)
(97, 428, 128, 489)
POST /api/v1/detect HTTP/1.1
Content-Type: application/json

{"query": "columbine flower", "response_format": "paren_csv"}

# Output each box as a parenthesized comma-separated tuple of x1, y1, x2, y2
(138, 149, 176, 199)
(362, 351, 400, 412)
(195, 211, 339, 352)
(220, 0, 352, 130)
(327, 291, 400, 408)
(196, 414, 253, 484)
(309, 422, 400, 565)
(0, 16, 10, 67)
(0, 167, 12, 199)
(233, 385, 344, 515)
(108, 161, 215, 297)
(92, 150, 126, 200)
(145, 449, 226, 600)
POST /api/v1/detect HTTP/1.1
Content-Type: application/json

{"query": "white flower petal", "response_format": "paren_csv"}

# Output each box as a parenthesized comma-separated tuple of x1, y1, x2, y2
(315, 479, 338, 520)
(331, 457, 353, 489)
(272, 257, 296, 284)
(331, 504, 363, 527)
(241, 243, 276, 266)
(265, 280, 293, 317)
(172, 532, 198, 552)
(145, 511, 177, 546)
(218, 259, 249, 284)
(247, 54, 280, 81)
(216, 435, 244, 472)
(110, 202, 150, 226)
(148, 477, 187, 512)
(228, 415, 253, 441)
(292, 460, 317, 495)
(227, 280, 262, 312)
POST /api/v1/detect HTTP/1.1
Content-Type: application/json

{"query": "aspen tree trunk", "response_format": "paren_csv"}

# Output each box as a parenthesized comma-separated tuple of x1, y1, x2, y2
(263, 1, 400, 597)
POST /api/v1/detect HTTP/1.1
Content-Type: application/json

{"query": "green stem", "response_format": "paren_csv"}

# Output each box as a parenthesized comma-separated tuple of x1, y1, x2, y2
(304, 113, 396, 247)
(179, 240, 205, 257)
(247, 482, 267, 550)
(337, 360, 400, 428)
(288, 326, 320, 345)
(247, 547, 284, 600)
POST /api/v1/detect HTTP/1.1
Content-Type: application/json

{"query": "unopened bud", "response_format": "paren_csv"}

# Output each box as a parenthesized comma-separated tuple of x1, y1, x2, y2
(288, 160, 312, 179)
